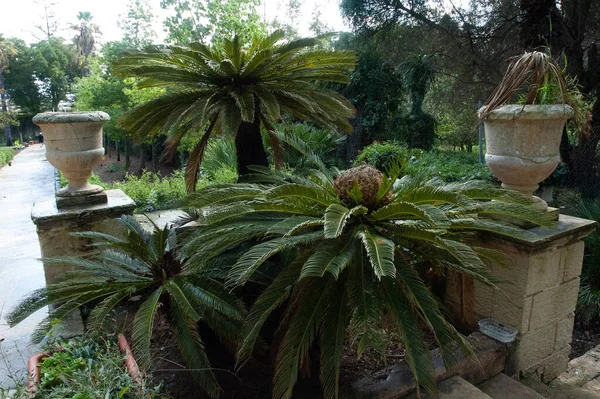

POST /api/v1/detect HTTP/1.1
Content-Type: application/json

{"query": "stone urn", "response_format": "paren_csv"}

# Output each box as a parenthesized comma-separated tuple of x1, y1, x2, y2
(480, 104, 573, 211)
(33, 112, 110, 207)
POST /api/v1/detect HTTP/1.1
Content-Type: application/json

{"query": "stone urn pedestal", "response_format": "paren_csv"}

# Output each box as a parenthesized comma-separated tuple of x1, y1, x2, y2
(32, 112, 110, 209)
(480, 104, 574, 212)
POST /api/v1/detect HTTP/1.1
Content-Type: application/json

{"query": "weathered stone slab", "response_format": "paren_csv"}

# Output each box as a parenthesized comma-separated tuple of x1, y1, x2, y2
(347, 333, 506, 399)
(404, 376, 492, 399)
(478, 373, 544, 399)
(55, 190, 107, 209)
(553, 344, 600, 387)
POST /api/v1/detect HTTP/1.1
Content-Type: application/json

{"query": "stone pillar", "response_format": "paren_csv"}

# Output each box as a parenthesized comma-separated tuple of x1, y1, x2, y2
(446, 214, 596, 383)
(31, 189, 135, 285)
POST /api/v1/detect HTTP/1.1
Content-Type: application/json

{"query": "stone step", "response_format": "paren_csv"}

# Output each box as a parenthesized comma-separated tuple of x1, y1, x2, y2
(478, 373, 544, 399)
(403, 376, 492, 399)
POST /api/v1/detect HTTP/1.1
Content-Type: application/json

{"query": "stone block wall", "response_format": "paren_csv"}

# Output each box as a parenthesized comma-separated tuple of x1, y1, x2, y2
(446, 214, 595, 382)
(31, 189, 136, 285)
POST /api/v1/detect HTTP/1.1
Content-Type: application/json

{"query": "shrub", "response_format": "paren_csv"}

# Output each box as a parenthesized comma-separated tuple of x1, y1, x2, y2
(182, 133, 551, 399)
(354, 141, 414, 172)
(404, 149, 494, 183)
(7, 216, 245, 398)
(113, 170, 188, 213)
(0, 147, 14, 167)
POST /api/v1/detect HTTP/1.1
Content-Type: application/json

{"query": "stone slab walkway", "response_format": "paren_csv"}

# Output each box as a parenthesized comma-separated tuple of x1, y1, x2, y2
(0, 146, 54, 388)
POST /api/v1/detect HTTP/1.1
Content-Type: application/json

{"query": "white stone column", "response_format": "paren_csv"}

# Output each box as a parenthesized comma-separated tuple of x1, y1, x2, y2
(446, 214, 596, 382)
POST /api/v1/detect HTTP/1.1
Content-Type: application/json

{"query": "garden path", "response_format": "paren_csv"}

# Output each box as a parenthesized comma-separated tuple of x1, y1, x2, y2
(0, 146, 54, 388)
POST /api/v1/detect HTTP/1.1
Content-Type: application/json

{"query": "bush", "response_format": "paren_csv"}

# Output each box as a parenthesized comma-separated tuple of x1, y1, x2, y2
(354, 141, 412, 172)
(113, 170, 188, 213)
(404, 149, 494, 183)
(355, 142, 493, 183)
(0, 147, 14, 167)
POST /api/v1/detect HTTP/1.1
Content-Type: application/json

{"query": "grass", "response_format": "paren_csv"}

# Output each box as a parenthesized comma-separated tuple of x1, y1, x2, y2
(0, 148, 15, 168)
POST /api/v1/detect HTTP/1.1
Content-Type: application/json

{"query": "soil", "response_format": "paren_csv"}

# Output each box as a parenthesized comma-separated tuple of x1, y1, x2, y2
(93, 151, 177, 184)
(147, 319, 411, 399)
(570, 318, 600, 359)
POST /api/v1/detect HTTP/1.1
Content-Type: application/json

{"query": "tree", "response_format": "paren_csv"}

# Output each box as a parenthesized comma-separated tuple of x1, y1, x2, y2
(70, 11, 101, 76)
(2, 39, 42, 114)
(182, 136, 551, 399)
(33, 38, 78, 110)
(0, 36, 17, 145)
(335, 33, 405, 160)
(114, 31, 356, 191)
(34, 0, 60, 40)
(160, 0, 266, 45)
(119, 0, 156, 49)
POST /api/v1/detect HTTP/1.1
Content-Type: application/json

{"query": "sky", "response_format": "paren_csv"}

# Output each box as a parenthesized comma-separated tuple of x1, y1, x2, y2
(0, 0, 350, 44)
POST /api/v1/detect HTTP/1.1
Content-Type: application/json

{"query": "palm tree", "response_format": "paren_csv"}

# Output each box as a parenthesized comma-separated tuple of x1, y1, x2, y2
(181, 133, 552, 399)
(0, 36, 16, 146)
(7, 216, 245, 398)
(113, 30, 356, 192)
(71, 11, 101, 76)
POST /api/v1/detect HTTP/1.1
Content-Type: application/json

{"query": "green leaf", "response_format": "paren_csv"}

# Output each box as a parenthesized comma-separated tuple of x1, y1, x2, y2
(132, 286, 163, 369)
(356, 227, 396, 279)
(370, 201, 436, 225)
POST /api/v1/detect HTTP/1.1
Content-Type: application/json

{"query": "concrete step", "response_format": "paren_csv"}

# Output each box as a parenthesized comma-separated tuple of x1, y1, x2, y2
(478, 373, 544, 399)
(403, 376, 492, 399)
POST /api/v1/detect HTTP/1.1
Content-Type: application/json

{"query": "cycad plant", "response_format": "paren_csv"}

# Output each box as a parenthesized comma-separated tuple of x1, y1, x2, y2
(181, 133, 552, 399)
(113, 30, 356, 191)
(7, 216, 245, 398)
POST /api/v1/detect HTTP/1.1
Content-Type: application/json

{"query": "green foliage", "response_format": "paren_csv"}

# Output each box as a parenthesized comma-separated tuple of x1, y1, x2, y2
(113, 170, 187, 212)
(32, 335, 166, 398)
(0, 147, 14, 167)
(573, 200, 600, 325)
(393, 112, 437, 150)
(3, 39, 43, 113)
(183, 133, 551, 399)
(114, 30, 356, 190)
(7, 216, 245, 398)
(32, 38, 79, 110)
(160, 0, 266, 45)
(404, 148, 493, 183)
(0, 110, 19, 127)
(335, 32, 404, 139)
(200, 138, 238, 179)
(355, 141, 412, 172)
(119, 0, 156, 49)
(275, 122, 345, 168)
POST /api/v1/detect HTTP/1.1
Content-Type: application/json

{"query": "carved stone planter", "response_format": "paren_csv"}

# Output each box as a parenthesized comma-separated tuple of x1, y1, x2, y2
(480, 104, 573, 211)
(32, 112, 110, 208)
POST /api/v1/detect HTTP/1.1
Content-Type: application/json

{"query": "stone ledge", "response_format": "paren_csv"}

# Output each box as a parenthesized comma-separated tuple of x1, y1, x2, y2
(344, 332, 506, 399)
(31, 189, 135, 229)
(482, 214, 596, 251)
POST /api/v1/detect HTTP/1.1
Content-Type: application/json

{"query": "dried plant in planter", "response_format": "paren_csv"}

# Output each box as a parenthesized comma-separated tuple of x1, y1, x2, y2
(479, 51, 571, 121)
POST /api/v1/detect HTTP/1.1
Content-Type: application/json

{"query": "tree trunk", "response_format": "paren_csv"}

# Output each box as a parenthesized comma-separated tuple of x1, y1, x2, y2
(116, 140, 121, 162)
(235, 117, 269, 177)
(125, 138, 131, 170)
(139, 145, 146, 174)
(107, 136, 112, 158)
(0, 74, 13, 146)
(152, 140, 158, 172)
(571, 94, 600, 195)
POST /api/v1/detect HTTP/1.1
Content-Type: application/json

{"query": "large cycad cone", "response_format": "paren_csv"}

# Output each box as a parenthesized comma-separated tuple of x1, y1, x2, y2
(334, 164, 391, 209)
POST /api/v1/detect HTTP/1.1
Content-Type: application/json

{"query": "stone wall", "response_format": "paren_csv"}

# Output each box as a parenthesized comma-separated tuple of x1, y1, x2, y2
(446, 214, 595, 382)
(31, 189, 136, 284)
